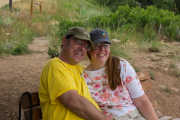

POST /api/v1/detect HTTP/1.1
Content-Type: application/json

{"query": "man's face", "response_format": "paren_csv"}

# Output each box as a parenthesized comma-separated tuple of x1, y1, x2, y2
(63, 37, 90, 64)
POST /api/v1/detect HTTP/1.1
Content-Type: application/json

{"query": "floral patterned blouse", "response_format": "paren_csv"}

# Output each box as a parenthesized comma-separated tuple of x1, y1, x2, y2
(83, 59, 144, 118)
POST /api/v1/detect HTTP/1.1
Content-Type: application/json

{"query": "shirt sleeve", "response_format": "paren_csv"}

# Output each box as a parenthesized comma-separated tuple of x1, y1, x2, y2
(121, 60, 144, 99)
(47, 64, 77, 104)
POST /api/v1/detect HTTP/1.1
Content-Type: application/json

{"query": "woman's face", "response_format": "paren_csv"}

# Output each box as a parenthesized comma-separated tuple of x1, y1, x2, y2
(90, 43, 110, 65)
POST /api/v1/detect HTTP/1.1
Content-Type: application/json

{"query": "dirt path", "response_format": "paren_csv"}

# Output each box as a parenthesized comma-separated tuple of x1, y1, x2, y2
(130, 42, 180, 118)
(0, 37, 49, 120)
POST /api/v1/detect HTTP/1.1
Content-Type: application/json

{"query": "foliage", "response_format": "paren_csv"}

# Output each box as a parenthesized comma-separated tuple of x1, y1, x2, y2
(148, 40, 161, 52)
(88, 5, 180, 41)
(143, 24, 157, 41)
(0, 16, 3, 25)
(175, 0, 180, 13)
(95, 0, 179, 13)
(0, 17, 35, 55)
(95, 0, 139, 11)
(11, 42, 29, 55)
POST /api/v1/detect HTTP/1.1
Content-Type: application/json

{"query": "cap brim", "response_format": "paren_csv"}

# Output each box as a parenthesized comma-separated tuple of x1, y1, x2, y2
(74, 34, 90, 41)
(74, 35, 93, 47)
(93, 38, 111, 44)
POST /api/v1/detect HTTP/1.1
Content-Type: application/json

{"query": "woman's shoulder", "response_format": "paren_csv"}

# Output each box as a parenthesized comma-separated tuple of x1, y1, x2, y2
(117, 57, 128, 65)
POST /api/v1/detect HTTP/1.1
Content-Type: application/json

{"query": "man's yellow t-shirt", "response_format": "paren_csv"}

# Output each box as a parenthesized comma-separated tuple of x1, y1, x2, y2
(39, 58, 99, 120)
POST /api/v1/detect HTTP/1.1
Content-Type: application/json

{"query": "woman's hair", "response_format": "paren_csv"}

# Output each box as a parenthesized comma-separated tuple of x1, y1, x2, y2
(106, 54, 122, 90)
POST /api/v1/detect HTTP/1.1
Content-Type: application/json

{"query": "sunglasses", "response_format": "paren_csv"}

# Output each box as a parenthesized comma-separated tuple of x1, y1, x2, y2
(93, 43, 110, 50)
(73, 38, 91, 50)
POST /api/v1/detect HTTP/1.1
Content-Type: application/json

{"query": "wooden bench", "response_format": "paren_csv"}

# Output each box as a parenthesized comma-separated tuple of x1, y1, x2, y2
(18, 92, 42, 120)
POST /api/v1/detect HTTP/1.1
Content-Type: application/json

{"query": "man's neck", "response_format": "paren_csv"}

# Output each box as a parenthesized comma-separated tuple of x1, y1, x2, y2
(59, 53, 77, 65)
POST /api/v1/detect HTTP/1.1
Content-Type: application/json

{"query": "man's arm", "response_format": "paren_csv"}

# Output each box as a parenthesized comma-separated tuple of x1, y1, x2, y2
(58, 90, 109, 120)
(133, 94, 158, 120)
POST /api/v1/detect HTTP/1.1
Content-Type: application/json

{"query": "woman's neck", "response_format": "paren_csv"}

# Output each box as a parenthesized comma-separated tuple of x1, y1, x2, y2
(86, 63, 105, 71)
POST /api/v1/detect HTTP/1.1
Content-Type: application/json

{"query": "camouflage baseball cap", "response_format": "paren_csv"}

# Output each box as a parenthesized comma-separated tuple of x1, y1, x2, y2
(66, 27, 91, 42)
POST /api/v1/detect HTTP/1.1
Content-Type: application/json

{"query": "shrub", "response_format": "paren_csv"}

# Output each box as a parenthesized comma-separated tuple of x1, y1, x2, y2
(144, 23, 157, 42)
(0, 20, 35, 55)
(88, 5, 180, 41)
(11, 42, 29, 55)
(0, 16, 3, 25)
(95, 0, 139, 11)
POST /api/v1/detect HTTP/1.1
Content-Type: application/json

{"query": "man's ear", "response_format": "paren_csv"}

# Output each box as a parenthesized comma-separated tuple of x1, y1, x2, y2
(61, 37, 66, 49)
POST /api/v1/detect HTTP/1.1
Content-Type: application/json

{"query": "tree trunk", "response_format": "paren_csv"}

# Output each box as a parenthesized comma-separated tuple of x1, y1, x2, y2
(175, 0, 180, 13)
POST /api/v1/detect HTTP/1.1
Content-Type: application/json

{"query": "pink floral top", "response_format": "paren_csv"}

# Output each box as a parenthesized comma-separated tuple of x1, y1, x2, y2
(83, 60, 144, 118)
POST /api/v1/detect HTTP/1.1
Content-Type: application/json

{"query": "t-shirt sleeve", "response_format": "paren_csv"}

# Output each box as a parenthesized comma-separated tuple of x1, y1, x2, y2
(121, 61, 144, 99)
(47, 64, 77, 104)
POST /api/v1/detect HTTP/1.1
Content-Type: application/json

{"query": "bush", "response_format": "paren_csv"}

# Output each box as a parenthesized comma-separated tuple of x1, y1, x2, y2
(0, 20, 35, 55)
(0, 16, 3, 25)
(95, 0, 139, 11)
(11, 42, 29, 55)
(88, 5, 180, 41)
(144, 24, 157, 42)
(95, 0, 178, 13)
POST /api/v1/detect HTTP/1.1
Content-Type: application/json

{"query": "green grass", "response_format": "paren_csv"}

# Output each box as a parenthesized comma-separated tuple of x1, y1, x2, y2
(0, 0, 110, 56)
(149, 71, 155, 80)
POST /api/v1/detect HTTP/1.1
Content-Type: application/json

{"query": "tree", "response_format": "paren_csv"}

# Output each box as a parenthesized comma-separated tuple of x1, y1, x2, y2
(175, 0, 180, 13)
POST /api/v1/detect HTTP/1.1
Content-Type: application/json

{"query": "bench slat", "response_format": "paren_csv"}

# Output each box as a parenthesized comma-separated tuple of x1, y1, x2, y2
(19, 92, 42, 120)
(24, 107, 42, 120)
(21, 92, 40, 109)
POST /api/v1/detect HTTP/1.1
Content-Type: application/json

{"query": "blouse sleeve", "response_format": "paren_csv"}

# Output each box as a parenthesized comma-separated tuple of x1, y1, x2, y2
(120, 60, 144, 99)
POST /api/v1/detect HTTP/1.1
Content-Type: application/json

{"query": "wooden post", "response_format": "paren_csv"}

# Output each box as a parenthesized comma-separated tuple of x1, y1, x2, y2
(9, 0, 12, 11)
(30, 0, 42, 16)
(39, 2, 42, 13)
(30, 0, 33, 16)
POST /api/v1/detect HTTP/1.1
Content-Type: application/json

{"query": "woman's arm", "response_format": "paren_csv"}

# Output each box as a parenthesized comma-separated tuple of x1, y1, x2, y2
(133, 94, 158, 120)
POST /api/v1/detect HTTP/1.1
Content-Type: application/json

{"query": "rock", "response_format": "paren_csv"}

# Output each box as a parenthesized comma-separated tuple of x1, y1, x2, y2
(149, 47, 160, 52)
(50, 20, 59, 25)
(171, 87, 179, 92)
(173, 118, 180, 120)
(150, 56, 162, 61)
(137, 72, 151, 81)
(159, 116, 172, 120)
(112, 39, 120, 43)
(159, 85, 167, 90)
(166, 51, 176, 57)
(156, 110, 163, 118)
(6, 33, 10, 36)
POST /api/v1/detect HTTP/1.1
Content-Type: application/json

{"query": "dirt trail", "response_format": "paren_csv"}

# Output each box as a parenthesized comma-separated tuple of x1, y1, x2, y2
(0, 37, 49, 120)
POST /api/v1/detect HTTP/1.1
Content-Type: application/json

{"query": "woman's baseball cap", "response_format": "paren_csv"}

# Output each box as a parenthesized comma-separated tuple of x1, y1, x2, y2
(90, 28, 111, 44)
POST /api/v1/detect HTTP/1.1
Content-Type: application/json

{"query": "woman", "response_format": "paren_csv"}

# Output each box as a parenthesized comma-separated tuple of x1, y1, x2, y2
(83, 28, 158, 120)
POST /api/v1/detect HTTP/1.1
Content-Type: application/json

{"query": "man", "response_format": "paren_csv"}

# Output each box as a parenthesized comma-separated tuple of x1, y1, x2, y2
(39, 27, 109, 120)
